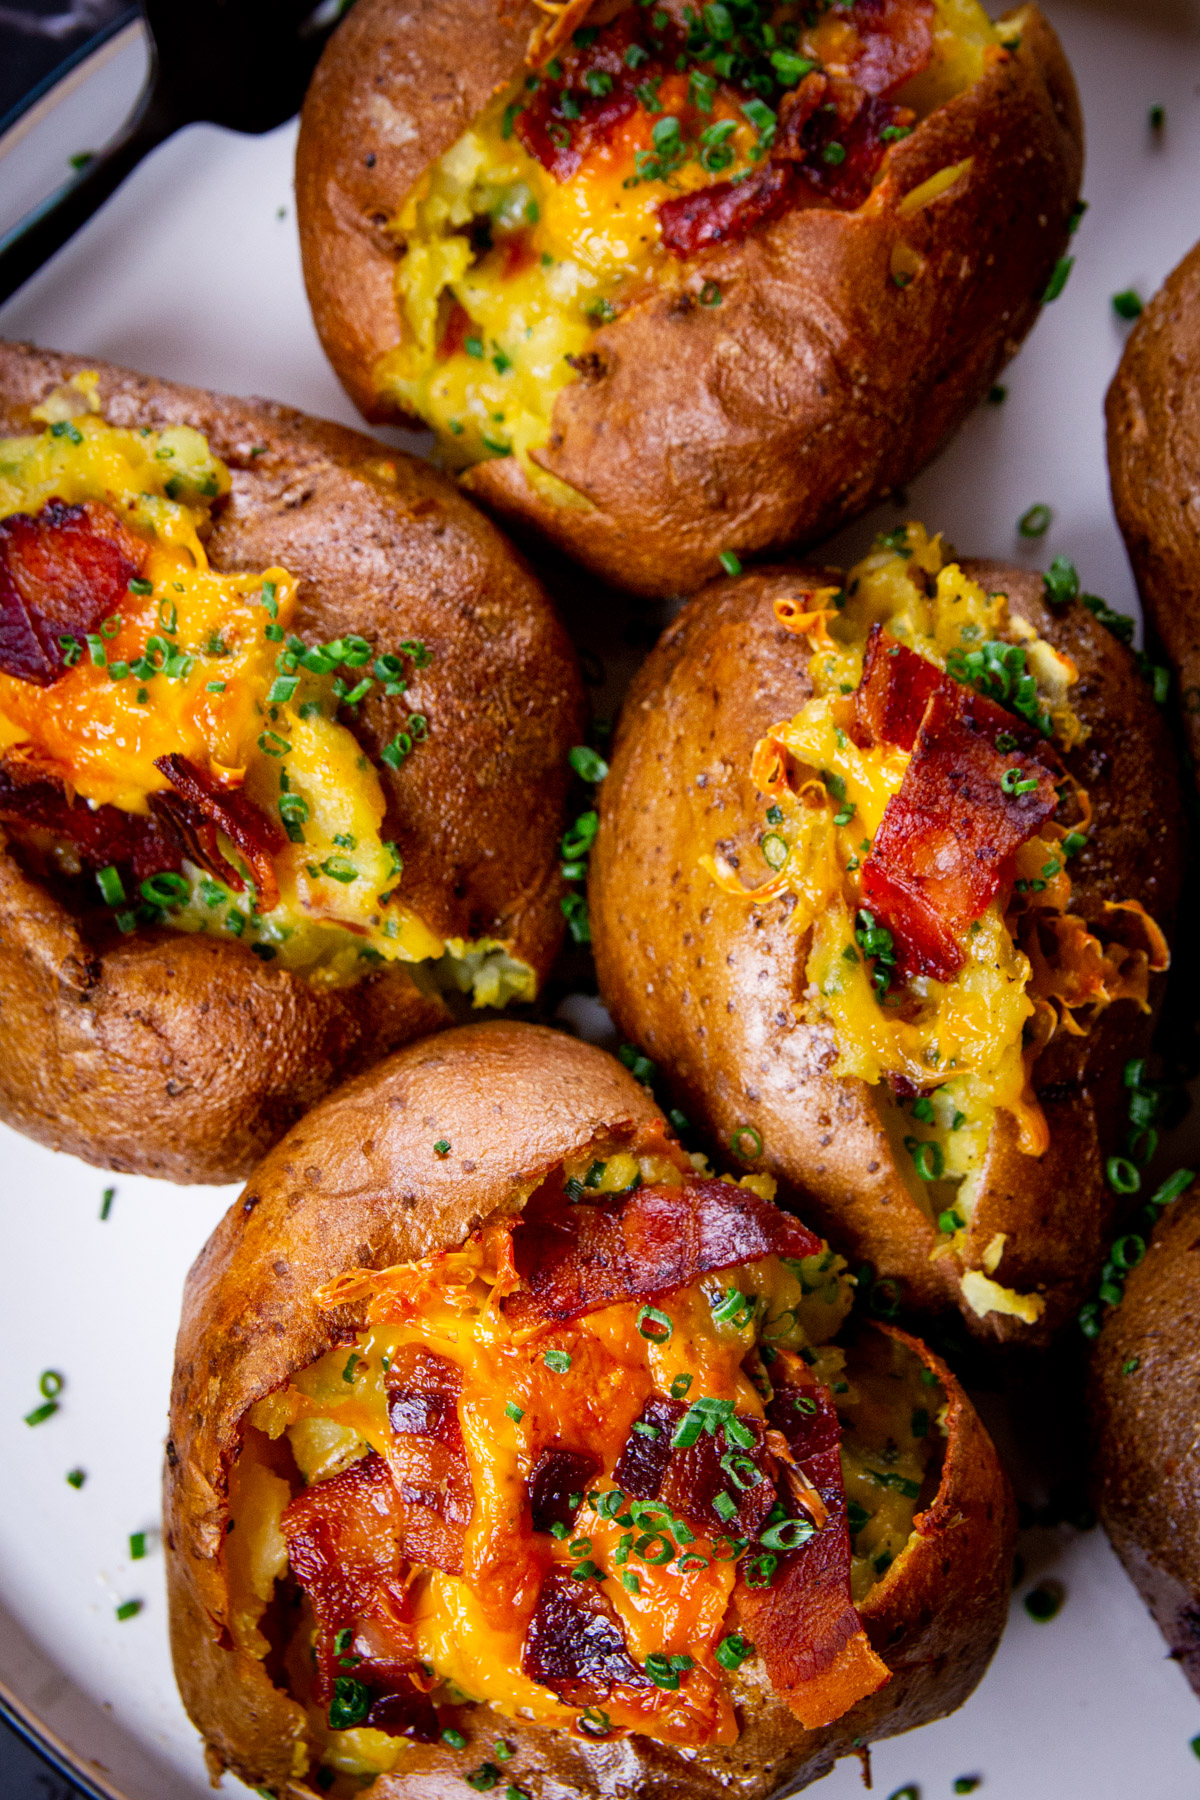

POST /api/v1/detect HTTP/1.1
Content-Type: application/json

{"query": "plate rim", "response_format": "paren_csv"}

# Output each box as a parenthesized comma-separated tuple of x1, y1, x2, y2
(0, 1681, 131, 1800)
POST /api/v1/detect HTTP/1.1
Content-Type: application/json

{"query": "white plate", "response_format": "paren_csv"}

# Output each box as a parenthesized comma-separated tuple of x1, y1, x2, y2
(1, 5, 1200, 1796)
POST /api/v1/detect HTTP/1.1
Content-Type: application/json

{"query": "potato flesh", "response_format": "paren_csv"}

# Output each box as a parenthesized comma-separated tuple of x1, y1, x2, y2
(230, 1173, 944, 1775)
(0, 397, 534, 999)
(376, 0, 996, 475)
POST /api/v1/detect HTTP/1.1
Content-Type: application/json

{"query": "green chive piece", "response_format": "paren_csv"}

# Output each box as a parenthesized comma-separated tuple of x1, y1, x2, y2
(719, 549, 743, 577)
(129, 1531, 147, 1560)
(1023, 1582, 1064, 1622)
(434, 1139, 451, 1157)
(441, 1727, 467, 1749)
(24, 1400, 58, 1426)
(66, 1469, 86, 1489)
(115, 1599, 142, 1621)
(1112, 289, 1143, 321)
(568, 744, 608, 782)
(505, 1401, 524, 1423)
(544, 1350, 572, 1373)
(100, 1186, 115, 1220)
(1018, 503, 1052, 538)
(1043, 255, 1074, 302)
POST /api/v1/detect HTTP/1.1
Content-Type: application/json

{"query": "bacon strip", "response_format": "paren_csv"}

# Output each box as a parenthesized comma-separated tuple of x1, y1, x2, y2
(281, 1447, 467, 1702)
(0, 765, 187, 882)
(613, 1396, 778, 1540)
(0, 499, 146, 687)
(508, 1178, 821, 1326)
(860, 683, 1061, 981)
(852, 625, 1048, 755)
(527, 1445, 599, 1534)
(154, 753, 285, 911)
(522, 1568, 651, 1703)
(736, 1353, 890, 1728)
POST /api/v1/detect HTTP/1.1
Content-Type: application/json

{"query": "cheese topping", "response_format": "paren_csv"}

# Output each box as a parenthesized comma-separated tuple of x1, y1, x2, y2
(376, 0, 998, 483)
(0, 380, 534, 1000)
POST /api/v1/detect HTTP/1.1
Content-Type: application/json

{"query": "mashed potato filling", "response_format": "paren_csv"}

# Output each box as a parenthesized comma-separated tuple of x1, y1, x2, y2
(708, 525, 1165, 1314)
(0, 377, 533, 1000)
(376, 0, 999, 480)
(230, 1152, 944, 1787)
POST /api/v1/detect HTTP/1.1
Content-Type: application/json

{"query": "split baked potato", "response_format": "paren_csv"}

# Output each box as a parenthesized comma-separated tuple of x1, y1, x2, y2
(0, 343, 583, 1184)
(590, 526, 1182, 1345)
(296, 0, 1083, 596)
(1089, 1177, 1200, 1693)
(165, 1019, 1014, 1800)
(1107, 235, 1200, 784)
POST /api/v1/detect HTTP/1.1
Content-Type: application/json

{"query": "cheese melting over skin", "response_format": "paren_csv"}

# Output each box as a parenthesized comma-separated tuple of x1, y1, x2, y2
(0, 381, 534, 1000)
(233, 1156, 944, 1780)
(375, 0, 997, 481)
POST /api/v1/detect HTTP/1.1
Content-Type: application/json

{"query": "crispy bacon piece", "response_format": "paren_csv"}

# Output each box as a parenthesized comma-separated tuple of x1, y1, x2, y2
(0, 499, 146, 687)
(528, 1445, 599, 1535)
(861, 685, 1061, 980)
(365, 1686, 440, 1743)
(0, 766, 186, 883)
(522, 1568, 651, 1702)
(852, 626, 946, 752)
(281, 1447, 468, 1698)
(839, 0, 935, 94)
(154, 753, 285, 910)
(384, 1347, 474, 1526)
(613, 1396, 778, 1539)
(736, 1353, 890, 1728)
(658, 163, 799, 259)
(508, 1177, 821, 1326)
(852, 625, 1048, 755)
(516, 11, 643, 180)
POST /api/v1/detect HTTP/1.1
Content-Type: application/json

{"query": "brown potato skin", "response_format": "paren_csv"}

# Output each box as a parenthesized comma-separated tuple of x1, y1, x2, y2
(297, 0, 1082, 596)
(1089, 1183, 1200, 1694)
(1107, 238, 1200, 784)
(0, 344, 584, 1184)
(165, 1020, 1014, 1800)
(589, 561, 1182, 1346)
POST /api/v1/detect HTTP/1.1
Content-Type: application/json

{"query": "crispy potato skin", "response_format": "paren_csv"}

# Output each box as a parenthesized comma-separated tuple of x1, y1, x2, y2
(1107, 239, 1200, 783)
(165, 1020, 1014, 1800)
(297, 0, 1082, 596)
(1089, 1184, 1200, 1694)
(589, 562, 1182, 1345)
(0, 344, 584, 1183)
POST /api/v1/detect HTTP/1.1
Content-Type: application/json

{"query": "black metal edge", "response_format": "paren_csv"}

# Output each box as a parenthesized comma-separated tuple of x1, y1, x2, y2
(0, 8, 141, 144)
(0, 1686, 125, 1800)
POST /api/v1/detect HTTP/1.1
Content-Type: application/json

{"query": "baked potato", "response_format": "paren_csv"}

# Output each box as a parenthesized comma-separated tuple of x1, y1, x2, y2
(1107, 236, 1200, 783)
(165, 1019, 1014, 1800)
(590, 526, 1182, 1346)
(295, 0, 1083, 597)
(0, 343, 583, 1184)
(1089, 1177, 1200, 1693)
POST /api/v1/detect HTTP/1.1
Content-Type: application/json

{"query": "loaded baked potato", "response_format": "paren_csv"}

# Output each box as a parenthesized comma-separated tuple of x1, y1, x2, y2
(0, 343, 582, 1184)
(590, 526, 1181, 1345)
(1089, 1177, 1200, 1693)
(1107, 236, 1200, 782)
(296, 0, 1083, 596)
(165, 1020, 1014, 1800)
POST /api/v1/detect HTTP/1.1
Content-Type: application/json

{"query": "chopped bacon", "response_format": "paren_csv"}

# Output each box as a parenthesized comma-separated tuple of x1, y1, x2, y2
(384, 1347, 474, 1527)
(154, 753, 285, 911)
(281, 1448, 468, 1697)
(0, 766, 185, 882)
(613, 1396, 778, 1539)
(861, 685, 1061, 980)
(0, 499, 146, 687)
(522, 1568, 651, 1702)
(516, 11, 643, 180)
(508, 1178, 821, 1326)
(852, 626, 947, 753)
(852, 626, 1048, 755)
(736, 1353, 890, 1728)
(659, 163, 800, 259)
(365, 1686, 440, 1743)
(528, 1445, 599, 1535)
(436, 300, 472, 362)
(837, 0, 935, 94)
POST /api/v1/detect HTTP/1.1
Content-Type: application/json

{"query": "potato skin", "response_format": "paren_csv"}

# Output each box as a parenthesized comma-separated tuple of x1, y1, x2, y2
(1107, 238, 1200, 784)
(0, 344, 584, 1183)
(1089, 1183, 1200, 1693)
(297, 0, 1082, 596)
(589, 561, 1182, 1346)
(165, 1020, 1014, 1800)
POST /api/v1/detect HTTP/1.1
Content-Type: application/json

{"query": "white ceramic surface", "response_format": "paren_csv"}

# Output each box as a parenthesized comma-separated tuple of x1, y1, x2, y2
(1, 5, 1200, 1795)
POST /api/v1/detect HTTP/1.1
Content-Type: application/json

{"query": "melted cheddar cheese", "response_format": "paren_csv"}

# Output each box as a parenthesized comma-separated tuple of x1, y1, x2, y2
(375, 0, 998, 482)
(0, 379, 534, 1001)
(234, 1153, 944, 1786)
